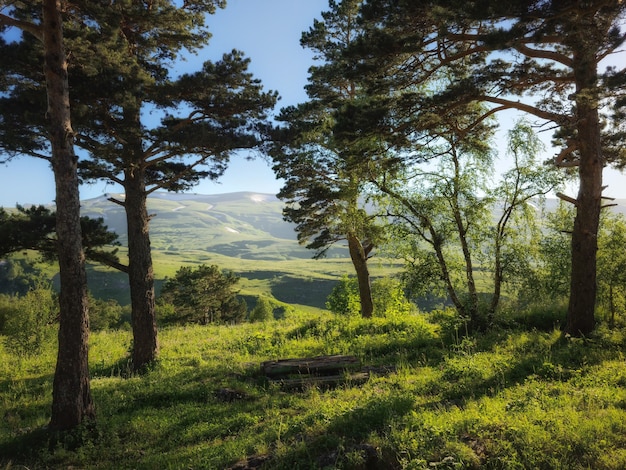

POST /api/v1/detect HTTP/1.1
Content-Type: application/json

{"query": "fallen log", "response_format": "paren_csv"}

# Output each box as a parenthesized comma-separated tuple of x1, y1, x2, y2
(261, 354, 361, 378)
(269, 372, 370, 390)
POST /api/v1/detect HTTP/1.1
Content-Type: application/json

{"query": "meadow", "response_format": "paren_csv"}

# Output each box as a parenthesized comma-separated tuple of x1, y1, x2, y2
(2, 305, 626, 469)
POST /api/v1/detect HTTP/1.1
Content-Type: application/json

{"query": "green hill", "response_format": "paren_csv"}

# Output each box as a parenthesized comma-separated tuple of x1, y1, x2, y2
(80, 192, 382, 308)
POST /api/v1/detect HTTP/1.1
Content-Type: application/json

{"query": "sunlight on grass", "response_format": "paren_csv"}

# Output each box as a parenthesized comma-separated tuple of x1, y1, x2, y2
(2, 311, 626, 469)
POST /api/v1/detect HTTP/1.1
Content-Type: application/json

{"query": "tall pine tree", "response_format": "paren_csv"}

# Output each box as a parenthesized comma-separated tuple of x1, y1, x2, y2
(0, 0, 95, 430)
(271, 0, 384, 318)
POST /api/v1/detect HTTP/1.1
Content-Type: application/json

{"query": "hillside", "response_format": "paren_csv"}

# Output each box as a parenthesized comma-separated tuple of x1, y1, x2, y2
(80, 192, 360, 308)
(3, 311, 626, 469)
(78, 192, 626, 308)
(81, 191, 319, 260)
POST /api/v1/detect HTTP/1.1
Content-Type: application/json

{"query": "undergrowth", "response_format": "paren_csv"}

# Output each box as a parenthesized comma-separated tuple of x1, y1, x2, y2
(1, 309, 626, 469)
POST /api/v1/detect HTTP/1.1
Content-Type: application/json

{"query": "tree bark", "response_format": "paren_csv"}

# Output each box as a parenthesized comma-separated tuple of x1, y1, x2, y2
(565, 32, 603, 337)
(124, 153, 158, 371)
(43, 0, 95, 430)
(347, 233, 374, 318)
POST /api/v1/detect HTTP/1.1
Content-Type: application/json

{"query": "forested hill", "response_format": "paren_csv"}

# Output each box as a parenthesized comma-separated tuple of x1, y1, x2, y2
(80, 191, 328, 261)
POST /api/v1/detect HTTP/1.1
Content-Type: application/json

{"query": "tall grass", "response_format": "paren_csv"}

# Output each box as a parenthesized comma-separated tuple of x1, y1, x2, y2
(2, 309, 626, 469)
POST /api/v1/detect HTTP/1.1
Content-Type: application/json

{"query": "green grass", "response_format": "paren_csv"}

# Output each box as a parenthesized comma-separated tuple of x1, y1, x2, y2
(2, 309, 626, 469)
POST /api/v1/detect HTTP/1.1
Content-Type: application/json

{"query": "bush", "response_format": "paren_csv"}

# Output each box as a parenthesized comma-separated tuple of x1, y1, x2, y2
(89, 294, 125, 330)
(3, 281, 57, 356)
(326, 275, 416, 317)
(249, 296, 274, 322)
(326, 275, 361, 316)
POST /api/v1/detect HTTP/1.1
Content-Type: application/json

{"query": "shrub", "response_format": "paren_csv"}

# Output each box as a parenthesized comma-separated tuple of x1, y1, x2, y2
(249, 296, 273, 322)
(326, 275, 416, 317)
(89, 294, 124, 330)
(3, 281, 57, 356)
(326, 275, 361, 316)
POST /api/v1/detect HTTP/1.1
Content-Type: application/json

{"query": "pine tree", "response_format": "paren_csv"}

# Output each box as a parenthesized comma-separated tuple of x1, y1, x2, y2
(0, 0, 95, 430)
(270, 0, 384, 318)
(0, 1, 277, 370)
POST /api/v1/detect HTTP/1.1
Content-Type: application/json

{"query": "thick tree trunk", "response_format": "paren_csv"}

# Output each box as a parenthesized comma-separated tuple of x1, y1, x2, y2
(565, 40, 602, 337)
(124, 168, 158, 371)
(44, 0, 95, 430)
(347, 233, 374, 318)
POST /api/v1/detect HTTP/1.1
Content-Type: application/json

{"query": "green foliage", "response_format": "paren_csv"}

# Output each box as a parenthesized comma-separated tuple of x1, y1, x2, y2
(0, 257, 44, 296)
(270, 0, 385, 263)
(158, 264, 246, 325)
(326, 275, 361, 316)
(3, 306, 626, 469)
(2, 281, 57, 356)
(521, 201, 574, 304)
(88, 294, 127, 331)
(371, 277, 416, 318)
(249, 296, 274, 322)
(326, 275, 414, 318)
(596, 213, 626, 328)
(0, 206, 120, 268)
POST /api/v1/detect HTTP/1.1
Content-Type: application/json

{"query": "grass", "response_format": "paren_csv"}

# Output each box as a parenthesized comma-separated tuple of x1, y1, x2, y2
(2, 309, 626, 469)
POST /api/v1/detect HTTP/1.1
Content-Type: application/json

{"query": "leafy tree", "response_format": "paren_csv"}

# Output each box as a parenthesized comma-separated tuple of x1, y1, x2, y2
(0, 1, 277, 370)
(354, 0, 626, 336)
(249, 296, 273, 322)
(158, 265, 246, 325)
(0, 0, 95, 429)
(326, 275, 414, 317)
(383, 122, 559, 329)
(380, 121, 495, 328)
(485, 122, 564, 320)
(271, 0, 384, 318)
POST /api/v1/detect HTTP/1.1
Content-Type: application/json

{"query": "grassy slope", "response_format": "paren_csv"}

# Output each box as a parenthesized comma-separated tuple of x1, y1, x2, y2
(80, 192, 389, 308)
(2, 310, 626, 469)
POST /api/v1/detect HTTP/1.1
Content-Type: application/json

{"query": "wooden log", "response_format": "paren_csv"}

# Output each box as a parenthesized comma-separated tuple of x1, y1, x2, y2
(261, 355, 361, 378)
(269, 372, 370, 390)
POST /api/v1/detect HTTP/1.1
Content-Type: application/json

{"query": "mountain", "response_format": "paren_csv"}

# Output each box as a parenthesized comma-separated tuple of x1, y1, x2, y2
(79, 191, 354, 308)
(82, 191, 318, 261)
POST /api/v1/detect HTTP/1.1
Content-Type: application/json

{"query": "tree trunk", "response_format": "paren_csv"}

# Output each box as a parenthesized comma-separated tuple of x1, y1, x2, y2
(124, 168, 159, 371)
(565, 38, 602, 337)
(44, 0, 95, 430)
(347, 233, 374, 318)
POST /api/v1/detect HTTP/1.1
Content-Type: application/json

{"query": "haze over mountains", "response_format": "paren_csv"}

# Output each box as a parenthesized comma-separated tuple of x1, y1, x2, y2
(80, 191, 626, 263)
(80, 191, 344, 261)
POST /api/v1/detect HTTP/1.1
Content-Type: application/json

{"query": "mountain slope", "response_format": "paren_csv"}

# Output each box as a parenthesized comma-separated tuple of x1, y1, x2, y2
(81, 191, 341, 261)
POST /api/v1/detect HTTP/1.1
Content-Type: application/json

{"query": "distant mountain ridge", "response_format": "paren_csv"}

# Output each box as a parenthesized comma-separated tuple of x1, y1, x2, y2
(80, 191, 626, 262)
(80, 191, 323, 261)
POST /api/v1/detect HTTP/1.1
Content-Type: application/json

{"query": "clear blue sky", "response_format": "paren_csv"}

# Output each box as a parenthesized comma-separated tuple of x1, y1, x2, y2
(0, 0, 624, 206)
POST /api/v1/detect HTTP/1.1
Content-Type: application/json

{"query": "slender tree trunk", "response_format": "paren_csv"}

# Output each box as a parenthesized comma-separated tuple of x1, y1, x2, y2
(565, 38, 602, 337)
(489, 236, 503, 323)
(125, 166, 159, 371)
(428, 224, 467, 318)
(44, 0, 94, 430)
(347, 233, 374, 318)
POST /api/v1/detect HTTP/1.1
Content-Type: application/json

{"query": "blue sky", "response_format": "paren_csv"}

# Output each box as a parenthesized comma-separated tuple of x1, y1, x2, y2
(0, 0, 624, 206)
